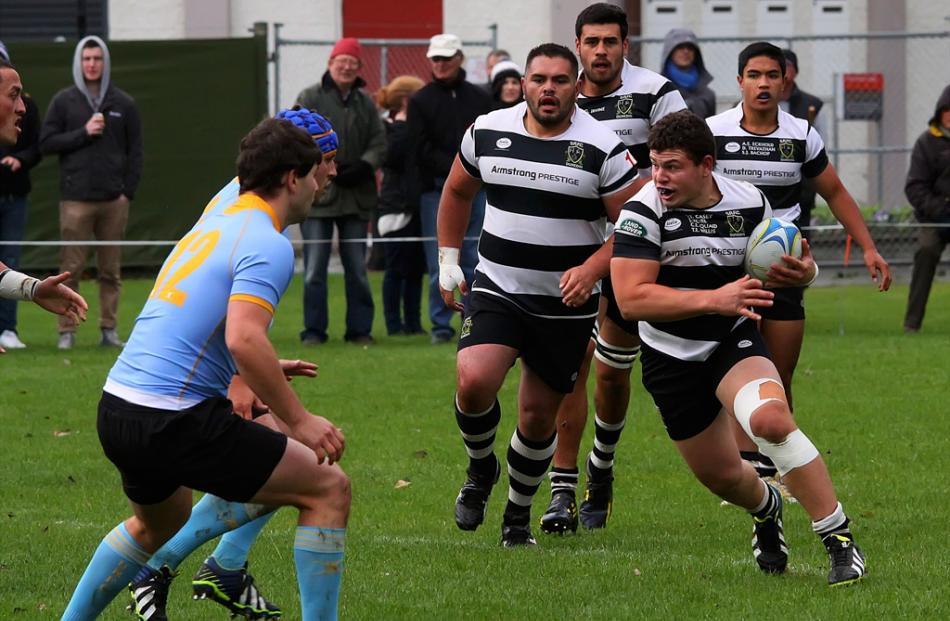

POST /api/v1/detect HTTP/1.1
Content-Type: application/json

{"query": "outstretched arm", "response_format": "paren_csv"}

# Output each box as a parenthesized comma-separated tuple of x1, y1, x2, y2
(0, 265, 88, 325)
(813, 163, 891, 291)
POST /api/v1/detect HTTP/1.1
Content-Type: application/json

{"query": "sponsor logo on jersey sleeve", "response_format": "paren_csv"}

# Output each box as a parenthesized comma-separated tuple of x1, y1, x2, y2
(618, 218, 646, 237)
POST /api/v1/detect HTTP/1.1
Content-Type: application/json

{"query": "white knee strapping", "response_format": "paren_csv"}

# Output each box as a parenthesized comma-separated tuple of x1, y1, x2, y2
(593, 332, 640, 370)
(733, 378, 819, 476)
(733, 379, 783, 438)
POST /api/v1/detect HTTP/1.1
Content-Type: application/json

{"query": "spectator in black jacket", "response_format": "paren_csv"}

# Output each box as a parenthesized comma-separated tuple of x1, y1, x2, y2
(0, 42, 42, 350)
(904, 84, 950, 333)
(377, 75, 427, 336)
(40, 36, 142, 350)
(407, 34, 492, 344)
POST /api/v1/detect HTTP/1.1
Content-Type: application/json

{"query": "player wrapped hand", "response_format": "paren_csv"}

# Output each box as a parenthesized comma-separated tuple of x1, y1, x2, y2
(438, 247, 467, 311)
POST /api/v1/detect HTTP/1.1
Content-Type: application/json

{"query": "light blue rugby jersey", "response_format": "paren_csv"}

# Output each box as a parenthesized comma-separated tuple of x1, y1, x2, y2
(107, 185, 294, 406)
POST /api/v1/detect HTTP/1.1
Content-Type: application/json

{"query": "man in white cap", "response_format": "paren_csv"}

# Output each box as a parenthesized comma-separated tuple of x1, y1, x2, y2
(406, 33, 492, 344)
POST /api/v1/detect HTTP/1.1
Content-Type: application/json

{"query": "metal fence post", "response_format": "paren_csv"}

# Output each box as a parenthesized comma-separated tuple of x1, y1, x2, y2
(380, 45, 389, 86)
(273, 22, 283, 111)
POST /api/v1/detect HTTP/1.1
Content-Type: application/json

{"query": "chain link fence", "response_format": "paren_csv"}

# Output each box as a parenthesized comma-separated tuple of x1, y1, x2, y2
(629, 31, 950, 213)
(270, 25, 497, 111)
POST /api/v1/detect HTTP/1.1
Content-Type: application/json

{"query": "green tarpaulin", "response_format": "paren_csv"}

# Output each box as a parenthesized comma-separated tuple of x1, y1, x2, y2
(8, 34, 267, 270)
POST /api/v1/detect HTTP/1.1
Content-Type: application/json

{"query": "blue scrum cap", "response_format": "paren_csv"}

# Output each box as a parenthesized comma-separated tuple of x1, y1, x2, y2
(275, 107, 338, 158)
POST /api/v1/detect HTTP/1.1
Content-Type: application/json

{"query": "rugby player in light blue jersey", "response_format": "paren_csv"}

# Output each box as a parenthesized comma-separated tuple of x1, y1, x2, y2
(62, 109, 348, 621)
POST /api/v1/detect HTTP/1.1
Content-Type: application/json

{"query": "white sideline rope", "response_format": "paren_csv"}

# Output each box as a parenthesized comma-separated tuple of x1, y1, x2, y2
(0, 224, 946, 246)
(0, 236, 481, 246)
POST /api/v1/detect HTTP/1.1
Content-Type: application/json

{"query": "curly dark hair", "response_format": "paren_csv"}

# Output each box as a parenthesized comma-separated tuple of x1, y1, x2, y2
(647, 110, 716, 165)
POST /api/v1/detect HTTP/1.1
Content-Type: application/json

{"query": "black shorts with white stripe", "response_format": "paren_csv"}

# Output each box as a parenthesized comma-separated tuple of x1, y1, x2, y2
(457, 290, 595, 394)
(640, 319, 770, 441)
(757, 285, 805, 321)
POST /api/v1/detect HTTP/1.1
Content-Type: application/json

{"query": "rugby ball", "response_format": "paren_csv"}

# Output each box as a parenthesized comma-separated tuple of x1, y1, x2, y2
(744, 217, 802, 281)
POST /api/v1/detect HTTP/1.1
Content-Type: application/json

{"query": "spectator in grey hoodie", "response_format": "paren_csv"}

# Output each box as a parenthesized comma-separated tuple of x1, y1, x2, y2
(40, 36, 142, 350)
(660, 28, 716, 119)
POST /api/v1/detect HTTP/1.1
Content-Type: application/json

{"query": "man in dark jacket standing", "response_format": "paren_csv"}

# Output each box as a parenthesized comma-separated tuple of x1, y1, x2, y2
(904, 84, 950, 333)
(407, 34, 492, 344)
(40, 35, 142, 350)
(296, 37, 385, 345)
(660, 28, 716, 119)
(0, 42, 42, 350)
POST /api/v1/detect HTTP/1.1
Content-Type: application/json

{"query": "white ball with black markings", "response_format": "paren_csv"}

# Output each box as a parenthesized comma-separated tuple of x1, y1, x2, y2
(744, 217, 802, 281)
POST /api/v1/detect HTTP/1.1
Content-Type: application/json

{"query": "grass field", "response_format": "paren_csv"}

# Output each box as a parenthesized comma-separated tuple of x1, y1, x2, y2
(1, 276, 948, 620)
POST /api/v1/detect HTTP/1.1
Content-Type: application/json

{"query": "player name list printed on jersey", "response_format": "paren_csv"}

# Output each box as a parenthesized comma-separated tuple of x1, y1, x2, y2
(708, 104, 829, 223)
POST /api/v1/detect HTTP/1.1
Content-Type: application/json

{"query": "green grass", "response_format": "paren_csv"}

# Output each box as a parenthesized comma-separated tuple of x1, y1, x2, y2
(1, 276, 948, 619)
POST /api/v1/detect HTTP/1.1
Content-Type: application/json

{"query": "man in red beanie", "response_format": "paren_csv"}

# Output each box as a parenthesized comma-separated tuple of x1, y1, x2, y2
(296, 37, 386, 346)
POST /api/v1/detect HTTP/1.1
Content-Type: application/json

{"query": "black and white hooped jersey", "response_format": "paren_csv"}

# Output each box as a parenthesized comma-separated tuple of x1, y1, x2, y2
(707, 103, 829, 224)
(613, 173, 771, 361)
(459, 102, 637, 319)
(578, 60, 687, 177)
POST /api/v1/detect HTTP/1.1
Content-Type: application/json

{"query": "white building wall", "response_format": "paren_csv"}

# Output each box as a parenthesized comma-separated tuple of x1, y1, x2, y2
(109, 0, 185, 40)
(445, 0, 553, 84)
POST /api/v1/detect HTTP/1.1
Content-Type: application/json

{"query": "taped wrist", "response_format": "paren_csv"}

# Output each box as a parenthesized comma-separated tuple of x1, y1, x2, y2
(438, 247, 464, 291)
(0, 268, 39, 301)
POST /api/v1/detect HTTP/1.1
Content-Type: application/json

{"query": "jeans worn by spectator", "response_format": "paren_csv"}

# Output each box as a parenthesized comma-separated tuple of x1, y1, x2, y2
(0, 195, 27, 334)
(301, 215, 375, 342)
(419, 178, 485, 340)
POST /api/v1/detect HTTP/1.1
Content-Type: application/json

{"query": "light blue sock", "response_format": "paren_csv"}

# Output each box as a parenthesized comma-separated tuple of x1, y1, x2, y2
(212, 512, 276, 570)
(147, 494, 272, 571)
(61, 522, 149, 621)
(294, 526, 345, 621)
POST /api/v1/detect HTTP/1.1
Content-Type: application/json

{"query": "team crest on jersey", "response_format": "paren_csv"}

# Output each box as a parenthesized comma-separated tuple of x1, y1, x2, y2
(460, 316, 472, 339)
(726, 211, 745, 236)
(495, 137, 512, 150)
(664, 217, 682, 232)
(779, 139, 795, 161)
(615, 95, 634, 118)
(566, 141, 585, 168)
(618, 218, 646, 237)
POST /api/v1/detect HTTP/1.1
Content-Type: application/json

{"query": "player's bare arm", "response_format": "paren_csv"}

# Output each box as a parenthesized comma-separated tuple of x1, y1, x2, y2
(226, 300, 344, 463)
(560, 181, 638, 307)
(611, 256, 774, 322)
(229, 358, 319, 419)
(812, 163, 891, 291)
(437, 155, 482, 310)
